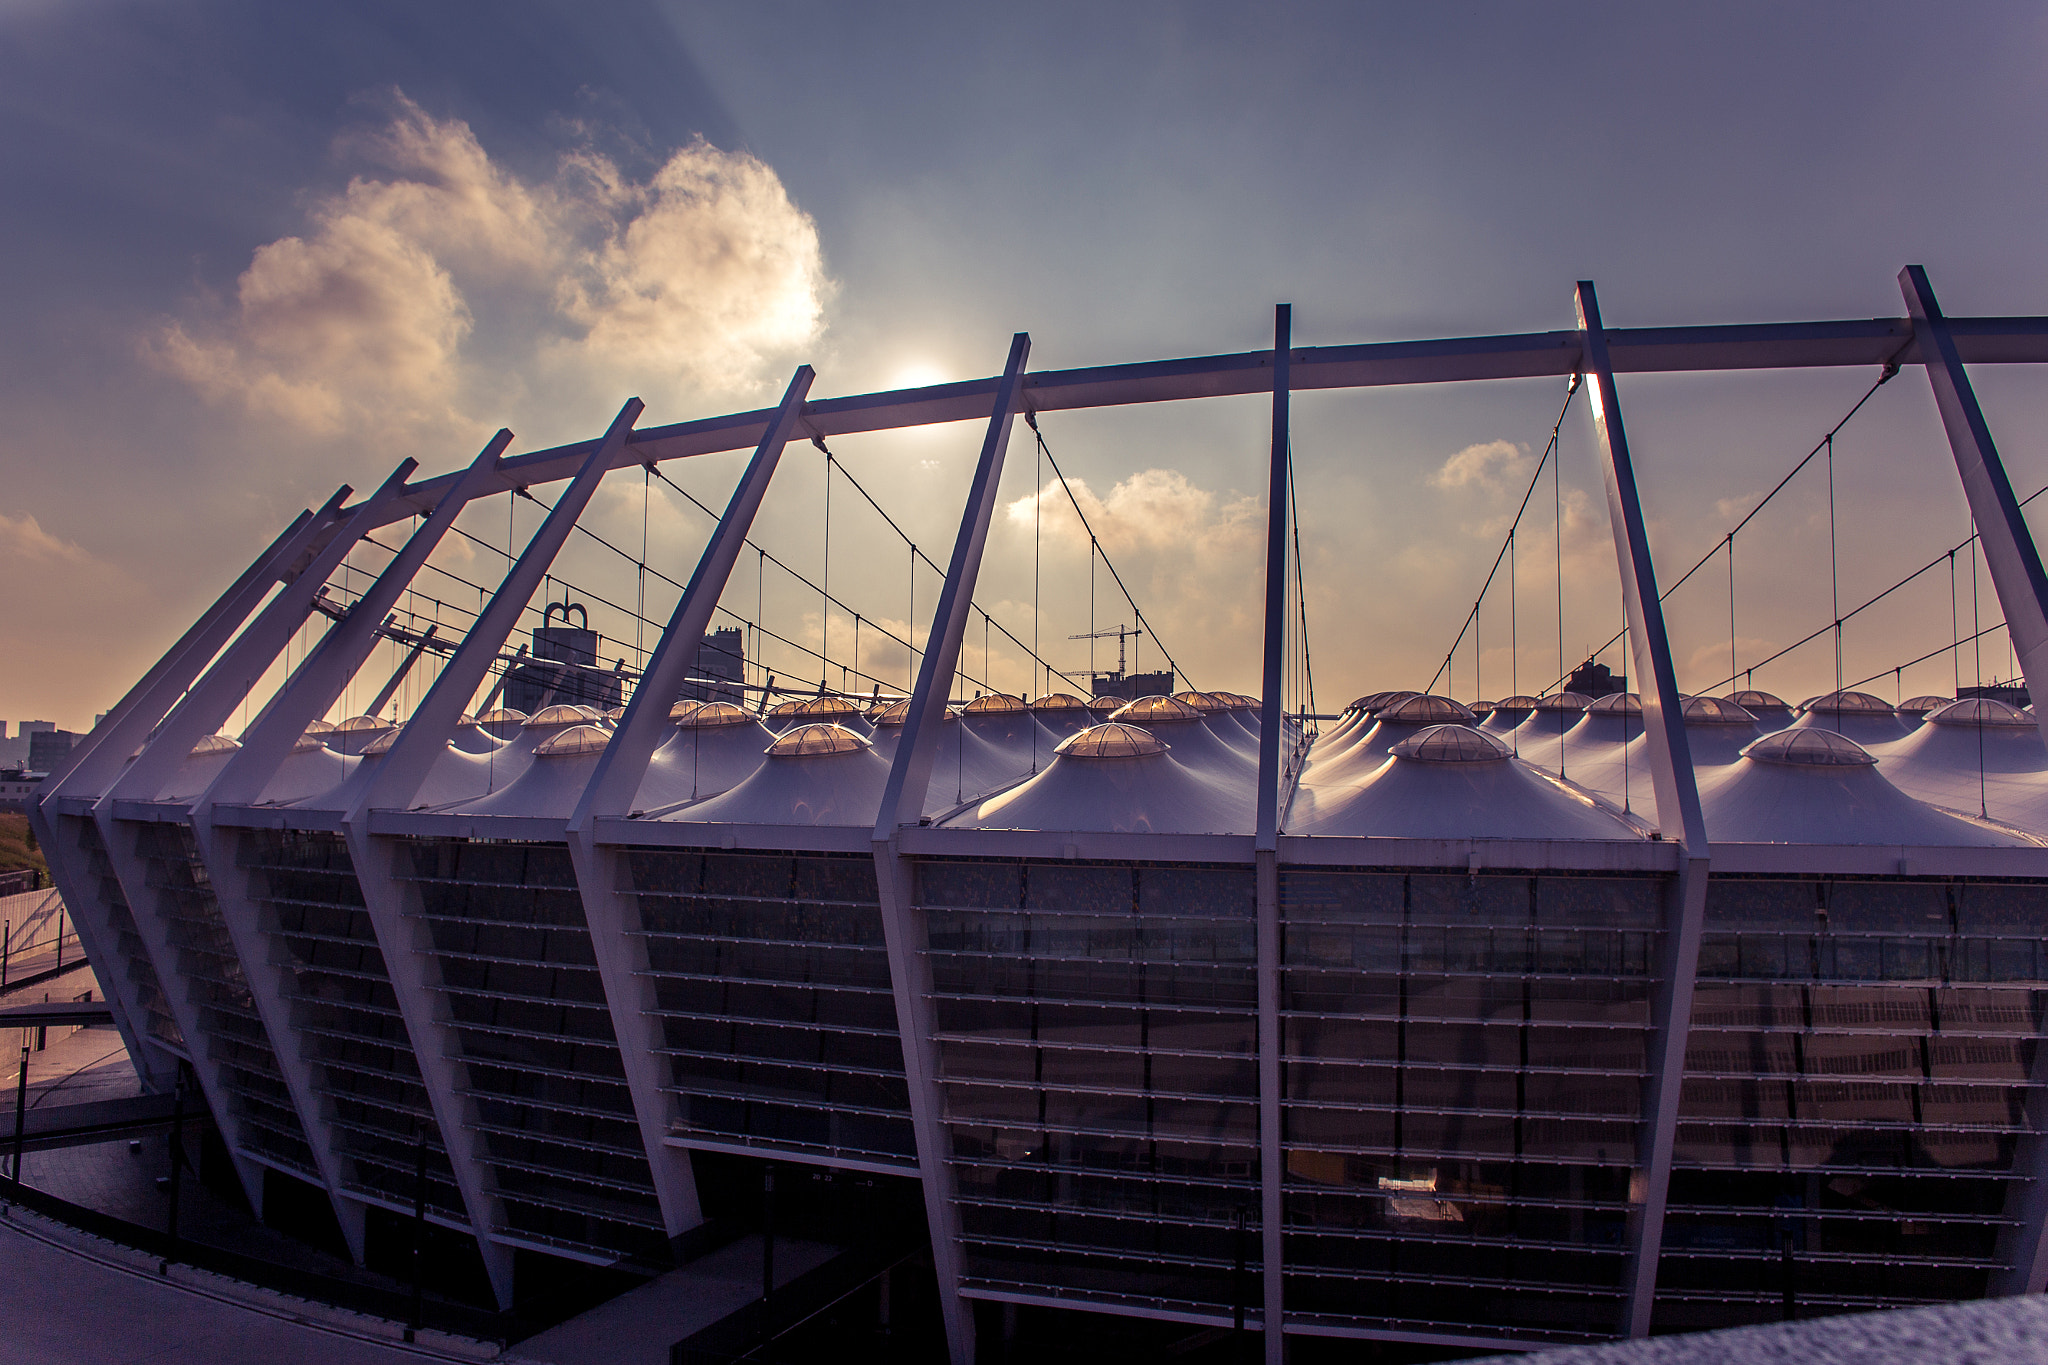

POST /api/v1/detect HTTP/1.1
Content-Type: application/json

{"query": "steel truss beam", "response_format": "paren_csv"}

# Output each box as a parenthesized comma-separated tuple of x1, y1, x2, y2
(870, 333, 1032, 1365)
(566, 366, 817, 1248)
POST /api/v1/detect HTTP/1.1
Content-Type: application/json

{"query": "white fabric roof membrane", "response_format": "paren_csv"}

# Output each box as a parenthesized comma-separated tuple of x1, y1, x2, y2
(155, 734, 242, 802)
(1786, 690, 1912, 746)
(253, 744, 356, 805)
(1301, 696, 1479, 788)
(1696, 728, 2035, 846)
(1517, 694, 1643, 784)
(636, 706, 778, 812)
(1029, 693, 1096, 738)
(454, 724, 613, 819)
(1286, 724, 1641, 841)
(328, 715, 395, 756)
(1863, 698, 2048, 830)
(449, 715, 503, 755)
(960, 694, 1068, 786)
(1111, 696, 1257, 776)
(668, 723, 892, 827)
(1479, 695, 1541, 737)
(953, 722, 1254, 834)
(1570, 696, 1762, 805)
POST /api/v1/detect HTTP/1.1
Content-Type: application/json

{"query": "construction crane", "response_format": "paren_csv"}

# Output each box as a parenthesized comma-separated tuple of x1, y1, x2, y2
(1069, 625, 1143, 676)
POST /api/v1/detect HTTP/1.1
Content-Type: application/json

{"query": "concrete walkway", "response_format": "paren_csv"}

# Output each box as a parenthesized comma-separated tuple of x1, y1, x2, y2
(0, 1211, 483, 1365)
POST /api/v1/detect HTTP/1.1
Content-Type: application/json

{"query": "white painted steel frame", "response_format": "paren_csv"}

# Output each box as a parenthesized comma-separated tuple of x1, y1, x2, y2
(1574, 281, 1715, 1338)
(870, 332, 1032, 1365)
(1254, 305, 1289, 1361)
(566, 366, 818, 1245)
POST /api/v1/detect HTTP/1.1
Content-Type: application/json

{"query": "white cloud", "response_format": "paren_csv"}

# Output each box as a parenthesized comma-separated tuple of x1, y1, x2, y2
(1005, 467, 1262, 555)
(148, 92, 832, 443)
(1432, 438, 1530, 494)
(0, 510, 100, 567)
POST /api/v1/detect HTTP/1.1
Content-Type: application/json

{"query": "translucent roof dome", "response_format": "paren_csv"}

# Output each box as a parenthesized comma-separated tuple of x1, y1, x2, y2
(290, 734, 327, 754)
(1928, 697, 2035, 728)
(1898, 695, 1955, 716)
(669, 700, 703, 722)
(1171, 690, 1230, 713)
(766, 723, 871, 757)
(191, 733, 241, 755)
(1350, 690, 1420, 715)
(303, 720, 337, 737)
(335, 715, 394, 734)
(1030, 693, 1090, 711)
(1802, 690, 1894, 715)
(1586, 692, 1642, 715)
(961, 693, 1028, 714)
(1389, 724, 1511, 763)
(1110, 696, 1203, 724)
(1742, 729, 1878, 767)
(525, 703, 601, 729)
(476, 708, 528, 737)
(1682, 695, 1757, 725)
(1491, 694, 1542, 710)
(677, 701, 754, 729)
(1727, 689, 1789, 710)
(1534, 692, 1592, 711)
(535, 724, 613, 757)
(362, 729, 401, 756)
(1469, 700, 1495, 714)
(604, 706, 627, 721)
(455, 713, 481, 728)
(1054, 722, 1168, 759)
(1378, 695, 1477, 725)
(1224, 693, 1260, 710)
(1086, 696, 1123, 712)
(871, 699, 912, 726)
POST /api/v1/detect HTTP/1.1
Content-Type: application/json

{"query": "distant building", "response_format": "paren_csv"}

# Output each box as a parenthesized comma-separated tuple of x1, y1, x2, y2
(679, 627, 746, 704)
(1961, 682, 2030, 708)
(1566, 659, 1628, 697)
(502, 601, 625, 714)
(27, 729, 75, 774)
(1089, 669, 1175, 702)
(0, 769, 41, 812)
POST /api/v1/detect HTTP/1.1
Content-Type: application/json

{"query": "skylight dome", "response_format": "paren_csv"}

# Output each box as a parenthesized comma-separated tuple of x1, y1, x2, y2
(1491, 695, 1541, 710)
(669, 701, 703, 722)
(790, 696, 864, 720)
(535, 724, 613, 757)
(1086, 696, 1123, 713)
(766, 723, 871, 757)
(191, 733, 241, 755)
(1802, 690, 1894, 715)
(1110, 696, 1203, 724)
(362, 729, 401, 756)
(1030, 693, 1089, 711)
(605, 706, 627, 722)
(1898, 695, 1955, 716)
(1534, 692, 1592, 711)
(1054, 722, 1168, 759)
(526, 704, 601, 729)
(677, 701, 754, 729)
(960, 693, 1028, 714)
(1742, 729, 1878, 767)
(1682, 696, 1757, 725)
(1377, 695, 1476, 725)
(476, 707, 528, 738)
(872, 700, 912, 727)
(1170, 690, 1230, 713)
(303, 720, 337, 737)
(1727, 689, 1789, 710)
(334, 716, 393, 734)
(1389, 724, 1510, 763)
(1586, 692, 1642, 715)
(1927, 698, 2035, 728)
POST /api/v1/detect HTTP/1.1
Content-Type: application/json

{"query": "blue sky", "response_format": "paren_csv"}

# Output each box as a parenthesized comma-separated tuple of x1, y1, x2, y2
(5, 2, 2048, 728)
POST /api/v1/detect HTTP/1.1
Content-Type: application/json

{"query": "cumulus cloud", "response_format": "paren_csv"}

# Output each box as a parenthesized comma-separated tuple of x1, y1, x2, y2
(1005, 468, 1263, 555)
(0, 510, 101, 567)
(148, 93, 831, 441)
(1432, 439, 1531, 495)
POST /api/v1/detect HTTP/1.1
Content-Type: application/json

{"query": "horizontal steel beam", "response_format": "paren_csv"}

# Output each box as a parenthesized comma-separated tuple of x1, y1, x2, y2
(359, 314, 2048, 528)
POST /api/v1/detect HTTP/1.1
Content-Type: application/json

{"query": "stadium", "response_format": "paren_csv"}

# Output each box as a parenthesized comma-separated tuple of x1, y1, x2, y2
(31, 268, 2048, 1361)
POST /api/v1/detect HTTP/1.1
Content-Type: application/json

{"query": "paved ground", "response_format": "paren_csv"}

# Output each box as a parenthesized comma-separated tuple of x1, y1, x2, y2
(0, 1213, 473, 1365)
(0, 1020, 142, 1114)
(510, 1234, 837, 1365)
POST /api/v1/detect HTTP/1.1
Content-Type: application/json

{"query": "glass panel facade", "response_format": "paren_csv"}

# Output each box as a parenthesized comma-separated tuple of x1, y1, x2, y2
(130, 820, 317, 1175)
(1660, 876, 2047, 1332)
(1280, 869, 1661, 1344)
(237, 830, 466, 1222)
(396, 838, 667, 1263)
(625, 849, 914, 1169)
(918, 859, 1261, 1319)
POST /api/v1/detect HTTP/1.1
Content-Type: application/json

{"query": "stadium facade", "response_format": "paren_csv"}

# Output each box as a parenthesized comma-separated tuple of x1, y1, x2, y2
(33, 270, 2048, 1361)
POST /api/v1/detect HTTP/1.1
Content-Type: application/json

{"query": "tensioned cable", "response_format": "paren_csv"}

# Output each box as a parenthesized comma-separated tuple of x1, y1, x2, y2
(1425, 376, 1582, 696)
(1024, 410, 1193, 690)
(1527, 362, 1906, 697)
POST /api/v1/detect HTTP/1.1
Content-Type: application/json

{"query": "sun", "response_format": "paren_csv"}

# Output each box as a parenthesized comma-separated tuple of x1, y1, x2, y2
(890, 363, 947, 390)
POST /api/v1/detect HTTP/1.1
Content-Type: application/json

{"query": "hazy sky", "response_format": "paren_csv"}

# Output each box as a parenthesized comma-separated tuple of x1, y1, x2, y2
(6, 2, 2048, 730)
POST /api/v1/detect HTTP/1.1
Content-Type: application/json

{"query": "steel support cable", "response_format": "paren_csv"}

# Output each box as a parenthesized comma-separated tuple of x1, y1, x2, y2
(1527, 362, 1906, 697)
(1692, 479, 2048, 695)
(660, 454, 1088, 696)
(1024, 410, 1194, 690)
(1425, 378, 1581, 696)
